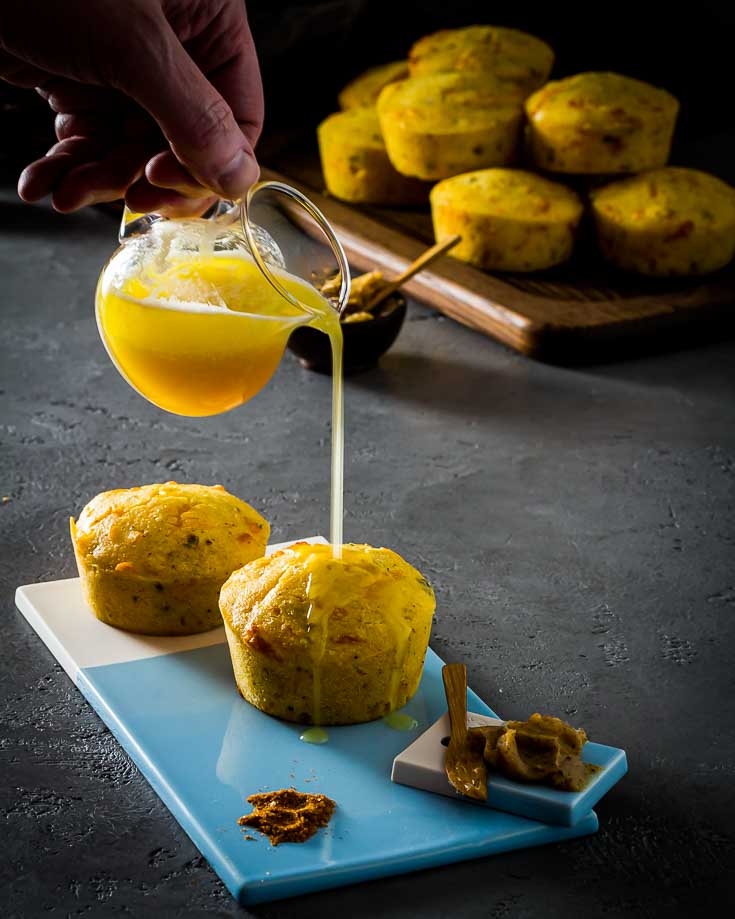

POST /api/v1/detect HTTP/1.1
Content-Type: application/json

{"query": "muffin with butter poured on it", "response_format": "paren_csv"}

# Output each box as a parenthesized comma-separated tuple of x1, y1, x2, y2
(591, 167, 735, 276)
(525, 72, 679, 175)
(220, 542, 435, 725)
(318, 108, 427, 205)
(431, 168, 584, 272)
(338, 60, 409, 109)
(409, 25, 554, 97)
(71, 482, 269, 635)
(377, 73, 524, 181)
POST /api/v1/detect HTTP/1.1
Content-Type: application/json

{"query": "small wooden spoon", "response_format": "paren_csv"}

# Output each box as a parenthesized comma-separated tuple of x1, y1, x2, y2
(442, 663, 488, 801)
(363, 235, 461, 313)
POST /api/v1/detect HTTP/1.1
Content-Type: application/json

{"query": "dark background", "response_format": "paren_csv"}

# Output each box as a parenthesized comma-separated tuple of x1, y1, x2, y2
(2, 1, 735, 183)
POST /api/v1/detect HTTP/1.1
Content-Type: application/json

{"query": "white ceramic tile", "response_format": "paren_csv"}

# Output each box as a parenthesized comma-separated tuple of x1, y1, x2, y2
(15, 536, 327, 679)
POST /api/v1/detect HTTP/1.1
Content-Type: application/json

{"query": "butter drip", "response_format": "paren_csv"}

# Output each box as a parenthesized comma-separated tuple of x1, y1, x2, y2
(383, 711, 419, 731)
(291, 543, 417, 725)
(300, 726, 329, 744)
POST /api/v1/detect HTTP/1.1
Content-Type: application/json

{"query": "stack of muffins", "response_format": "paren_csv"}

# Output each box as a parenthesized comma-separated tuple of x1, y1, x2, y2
(317, 25, 735, 277)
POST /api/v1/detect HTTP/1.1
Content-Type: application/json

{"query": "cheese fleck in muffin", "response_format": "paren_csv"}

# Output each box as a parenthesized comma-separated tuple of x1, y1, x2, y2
(377, 73, 524, 181)
(219, 542, 435, 725)
(318, 108, 427, 204)
(431, 168, 584, 272)
(590, 167, 735, 276)
(70, 482, 269, 635)
(409, 25, 554, 96)
(525, 72, 679, 174)
(338, 60, 410, 109)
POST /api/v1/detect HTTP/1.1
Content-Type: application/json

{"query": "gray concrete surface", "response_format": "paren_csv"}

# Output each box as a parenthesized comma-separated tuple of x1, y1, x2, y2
(2, 190, 735, 917)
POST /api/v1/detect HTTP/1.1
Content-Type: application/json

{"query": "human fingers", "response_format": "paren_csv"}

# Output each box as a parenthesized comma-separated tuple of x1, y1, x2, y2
(51, 143, 152, 212)
(124, 176, 216, 218)
(17, 136, 107, 202)
(172, 1, 264, 150)
(205, 4, 264, 149)
(0, 48, 49, 87)
(55, 110, 157, 143)
(119, 17, 258, 199)
(144, 151, 210, 197)
(37, 82, 133, 115)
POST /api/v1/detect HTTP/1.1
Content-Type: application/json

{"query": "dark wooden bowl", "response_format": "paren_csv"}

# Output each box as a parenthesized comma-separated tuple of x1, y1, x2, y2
(287, 295, 407, 375)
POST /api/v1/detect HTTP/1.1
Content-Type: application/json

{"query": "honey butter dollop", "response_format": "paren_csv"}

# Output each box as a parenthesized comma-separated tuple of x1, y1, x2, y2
(470, 713, 599, 792)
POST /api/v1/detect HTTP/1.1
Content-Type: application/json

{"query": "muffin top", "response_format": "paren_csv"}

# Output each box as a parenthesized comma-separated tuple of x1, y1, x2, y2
(318, 107, 387, 150)
(590, 167, 735, 230)
(220, 542, 435, 658)
(409, 25, 553, 91)
(71, 482, 269, 578)
(338, 60, 409, 109)
(431, 168, 583, 222)
(377, 73, 523, 133)
(525, 72, 678, 131)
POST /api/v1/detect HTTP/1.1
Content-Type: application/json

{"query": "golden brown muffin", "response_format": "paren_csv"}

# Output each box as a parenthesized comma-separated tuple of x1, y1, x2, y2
(408, 25, 554, 96)
(431, 168, 584, 271)
(590, 167, 735, 276)
(338, 60, 410, 109)
(377, 73, 524, 180)
(71, 482, 269, 635)
(317, 108, 427, 204)
(219, 542, 435, 725)
(525, 72, 679, 175)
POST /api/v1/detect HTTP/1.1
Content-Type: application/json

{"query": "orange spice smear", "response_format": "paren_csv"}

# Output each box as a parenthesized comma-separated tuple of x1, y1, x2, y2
(238, 788, 336, 845)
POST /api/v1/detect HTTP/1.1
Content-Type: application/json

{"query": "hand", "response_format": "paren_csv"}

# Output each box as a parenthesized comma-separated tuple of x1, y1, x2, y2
(0, 0, 264, 214)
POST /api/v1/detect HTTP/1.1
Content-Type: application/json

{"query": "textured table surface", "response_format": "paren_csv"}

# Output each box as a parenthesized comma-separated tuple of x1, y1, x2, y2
(2, 190, 734, 917)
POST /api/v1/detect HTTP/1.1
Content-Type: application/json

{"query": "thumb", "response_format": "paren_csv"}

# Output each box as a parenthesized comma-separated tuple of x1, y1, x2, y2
(120, 20, 258, 199)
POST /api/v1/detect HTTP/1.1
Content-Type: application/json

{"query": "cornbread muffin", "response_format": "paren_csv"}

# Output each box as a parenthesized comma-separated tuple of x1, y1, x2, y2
(317, 108, 427, 204)
(338, 60, 409, 109)
(408, 25, 554, 96)
(590, 167, 735, 276)
(377, 73, 524, 180)
(431, 169, 584, 272)
(525, 72, 679, 174)
(71, 482, 269, 635)
(219, 542, 435, 725)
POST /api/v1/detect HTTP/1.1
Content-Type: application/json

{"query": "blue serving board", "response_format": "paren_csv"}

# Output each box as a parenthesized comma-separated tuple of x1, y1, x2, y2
(15, 539, 602, 906)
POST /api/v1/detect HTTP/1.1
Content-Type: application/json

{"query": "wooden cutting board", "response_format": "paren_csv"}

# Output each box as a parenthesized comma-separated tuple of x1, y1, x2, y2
(260, 157, 735, 363)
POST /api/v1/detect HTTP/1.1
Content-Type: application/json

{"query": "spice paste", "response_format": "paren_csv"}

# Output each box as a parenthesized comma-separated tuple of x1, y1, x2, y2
(238, 788, 336, 845)
(470, 713, 600, 792)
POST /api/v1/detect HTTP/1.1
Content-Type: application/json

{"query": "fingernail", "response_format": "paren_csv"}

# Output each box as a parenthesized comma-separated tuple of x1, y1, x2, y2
(215, 150, 252, 198)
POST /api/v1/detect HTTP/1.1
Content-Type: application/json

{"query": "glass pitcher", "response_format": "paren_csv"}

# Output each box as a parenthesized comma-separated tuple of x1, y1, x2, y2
(95, 182, 351, 418)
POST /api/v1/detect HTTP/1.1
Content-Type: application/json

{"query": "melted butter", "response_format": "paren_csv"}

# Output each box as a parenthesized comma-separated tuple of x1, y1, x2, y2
(289, 543, 418, 725)
(305, 566, 332, 725)
(300, 726, 329, 745)
(383, 711, 418, 731)
(322, 311, 343, 557)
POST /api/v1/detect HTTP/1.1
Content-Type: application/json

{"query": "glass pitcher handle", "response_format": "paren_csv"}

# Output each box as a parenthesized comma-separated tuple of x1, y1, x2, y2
(242, 181, 351, 317)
